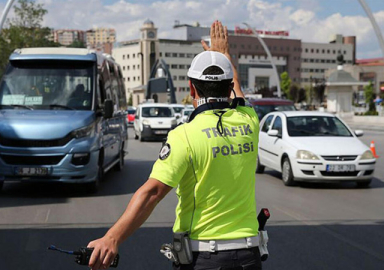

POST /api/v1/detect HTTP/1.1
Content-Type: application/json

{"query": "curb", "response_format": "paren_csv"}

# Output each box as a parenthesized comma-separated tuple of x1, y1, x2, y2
(344, 123, 384, 132)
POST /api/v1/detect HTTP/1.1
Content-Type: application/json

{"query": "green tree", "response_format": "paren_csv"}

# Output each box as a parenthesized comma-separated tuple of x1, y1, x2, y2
(0, 0, 58, 76)
(128, 93, 133, 106)
(68, 40, 86, 48)
(364, 81, 375, 111)
(280, 71, 291, 99)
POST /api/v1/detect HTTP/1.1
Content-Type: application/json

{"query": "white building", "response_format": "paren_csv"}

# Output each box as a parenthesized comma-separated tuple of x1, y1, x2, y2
(113, 21, 358, 105)
(113, 20, 203, 106)
(301, 35, 355, 84)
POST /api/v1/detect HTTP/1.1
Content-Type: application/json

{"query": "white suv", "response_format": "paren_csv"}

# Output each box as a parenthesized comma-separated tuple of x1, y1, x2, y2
(134, 103, 178, 141)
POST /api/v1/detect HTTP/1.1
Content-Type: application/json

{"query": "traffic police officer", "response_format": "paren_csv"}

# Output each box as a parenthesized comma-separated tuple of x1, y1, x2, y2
(87, 21, 261, 270)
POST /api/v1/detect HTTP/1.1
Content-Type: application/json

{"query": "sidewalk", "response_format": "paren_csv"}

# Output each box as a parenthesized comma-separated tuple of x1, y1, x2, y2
(340, 115, 384, 132)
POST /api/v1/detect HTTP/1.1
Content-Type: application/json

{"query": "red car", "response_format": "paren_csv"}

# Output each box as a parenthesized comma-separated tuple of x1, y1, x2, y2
(126, 107, 136, 126)
(248, 98, 296, 120)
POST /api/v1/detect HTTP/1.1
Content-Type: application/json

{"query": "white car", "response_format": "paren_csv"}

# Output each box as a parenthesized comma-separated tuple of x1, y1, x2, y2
(134, 103, 178, 141)
(257, 111, 375, 187)
(181, 108, 194, 123)
(170, 104, 185, 118)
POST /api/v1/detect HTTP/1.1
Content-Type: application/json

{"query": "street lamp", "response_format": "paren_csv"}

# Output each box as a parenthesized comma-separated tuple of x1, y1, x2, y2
(243, 22, 282, 98)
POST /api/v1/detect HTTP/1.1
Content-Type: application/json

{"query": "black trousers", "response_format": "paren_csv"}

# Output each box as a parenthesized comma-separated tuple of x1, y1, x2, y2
(173, 247, 262, 270)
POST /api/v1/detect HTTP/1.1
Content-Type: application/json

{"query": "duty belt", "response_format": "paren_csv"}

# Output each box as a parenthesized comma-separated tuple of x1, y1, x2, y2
(190, 236, 259, 252)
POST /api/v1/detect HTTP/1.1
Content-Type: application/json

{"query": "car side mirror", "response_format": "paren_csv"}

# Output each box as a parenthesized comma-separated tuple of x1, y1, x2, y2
(355, 130, 364, 137)
(104, 99, 113, 119)
(267, 129, 279, 137)
(176, 115, 180, 119)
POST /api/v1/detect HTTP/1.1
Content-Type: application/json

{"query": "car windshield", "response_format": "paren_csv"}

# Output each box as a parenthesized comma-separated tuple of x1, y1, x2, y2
(172, 106, 184, 113)
(287, 116, 352, 137)
(127, 109, 136, 114)
(183, 110, 193, 116)
(254, 104, 296, 120)
(142, 107, 174, 117)
(0, 60, 94, 111)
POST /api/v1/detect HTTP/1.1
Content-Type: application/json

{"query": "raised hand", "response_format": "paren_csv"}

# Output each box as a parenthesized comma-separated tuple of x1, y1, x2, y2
(201, 20, 229, 57)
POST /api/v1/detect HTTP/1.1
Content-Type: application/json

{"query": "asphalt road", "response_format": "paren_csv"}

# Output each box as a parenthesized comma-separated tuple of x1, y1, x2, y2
(0, 129, 384, 270)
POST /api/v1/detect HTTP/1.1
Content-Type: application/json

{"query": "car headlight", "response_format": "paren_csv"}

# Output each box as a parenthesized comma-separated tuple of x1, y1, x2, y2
(171, 119, 177, 125)
(71, 123, 95, 139)
(361, 150, 374, 160)
(296, 150, 320, 160)
(142, 119, 150, 126)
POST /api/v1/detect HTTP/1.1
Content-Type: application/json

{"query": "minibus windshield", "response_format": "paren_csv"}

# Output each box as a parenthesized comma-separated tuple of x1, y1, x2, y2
(0, 60, 94, 110)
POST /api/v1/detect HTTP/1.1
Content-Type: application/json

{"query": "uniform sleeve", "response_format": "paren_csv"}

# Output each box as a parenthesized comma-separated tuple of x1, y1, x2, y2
(237, 106, 259, 124)
(149, 128, 190, 188)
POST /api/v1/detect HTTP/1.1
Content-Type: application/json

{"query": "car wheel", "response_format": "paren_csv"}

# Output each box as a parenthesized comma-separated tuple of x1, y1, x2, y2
(139, 131, 144, 142)
(114, 145, 125, 171)
(134, 132, 139, 140)
(282, 157, 295, 186)
(256, 156, 265, 174)
(356, 179, 371, 188)
(86, 158, 103, 194)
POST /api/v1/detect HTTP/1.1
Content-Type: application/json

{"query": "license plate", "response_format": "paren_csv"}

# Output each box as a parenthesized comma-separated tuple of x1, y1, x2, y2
(326, 164, 355, 172)
(15, 167, 49, 176)
(155, 130, 168, 135)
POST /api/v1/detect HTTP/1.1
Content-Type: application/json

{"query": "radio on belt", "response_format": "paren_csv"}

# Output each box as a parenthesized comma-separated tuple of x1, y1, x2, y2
(257, 208, 270, 261)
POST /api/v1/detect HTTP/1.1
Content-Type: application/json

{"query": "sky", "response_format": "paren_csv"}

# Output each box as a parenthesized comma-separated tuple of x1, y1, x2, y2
(0, 0, 384, 59)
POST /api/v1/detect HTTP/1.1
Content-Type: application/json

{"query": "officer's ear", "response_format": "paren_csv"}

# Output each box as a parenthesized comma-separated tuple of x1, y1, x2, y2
(228, 82, 234, 97)
(189, 80, 196, 98)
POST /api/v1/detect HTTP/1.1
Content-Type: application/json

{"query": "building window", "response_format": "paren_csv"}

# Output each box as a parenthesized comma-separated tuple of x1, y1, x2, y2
(344, 50, 347, 54)
(316, 49, 319, 53)
(133, 54, 135, 58)
(333, 50, 336, 54)
(165, 52, 171, 57)
(171, 64, 178, 69)
(311, 49, 314, 53)
(133, 77, 136, 81)
(179, 64, 186, 69)
(305, 48, 308, 53)
(173, 76, 177, 81)
(327, 50, 330, 54)
(133, 65, 135, 70)
(187, 53, 194, 58)
(310, 59, 314, 63)
(138, 76, 140, 81)
(322, 49, 325, 53)
(137, 64, 140, 69)
(123, 66, 125, 71)
(179, 76, 186, 80)
(179, 53, 185, 57)
(241, 44, 245, 49)
(127, 54, 130, 59)
(159, 52, 162, 57)
(128, 77, 130, 82)
(123, 55, 125, 60)
(172, 53, 177, 57)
